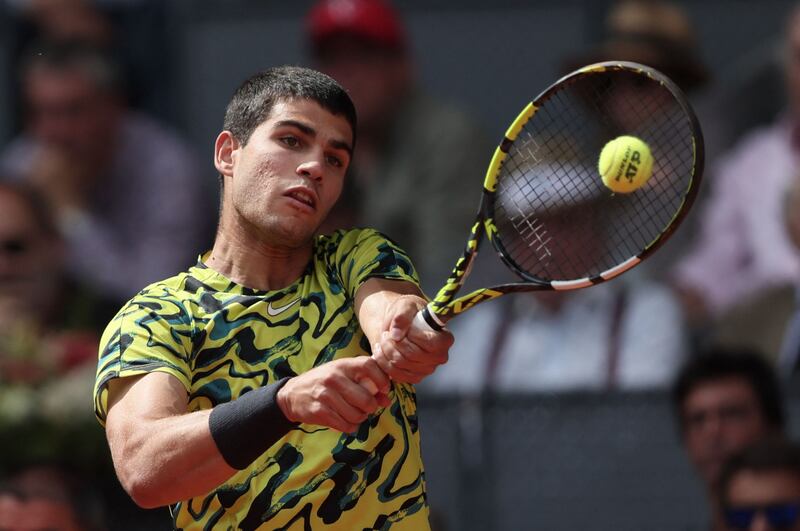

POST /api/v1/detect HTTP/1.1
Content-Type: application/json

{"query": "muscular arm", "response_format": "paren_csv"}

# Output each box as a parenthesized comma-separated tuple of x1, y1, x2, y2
(106, 361, 391, 508)
(105, 372, 234, 509)
(355, 278, 452, 384)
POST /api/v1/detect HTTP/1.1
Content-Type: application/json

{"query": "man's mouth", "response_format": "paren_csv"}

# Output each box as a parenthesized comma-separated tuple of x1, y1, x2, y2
(285, 189, 317, 210)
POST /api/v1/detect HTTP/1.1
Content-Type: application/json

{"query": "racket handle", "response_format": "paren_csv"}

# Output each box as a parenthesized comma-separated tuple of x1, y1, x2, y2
(412, 305, 445, 332)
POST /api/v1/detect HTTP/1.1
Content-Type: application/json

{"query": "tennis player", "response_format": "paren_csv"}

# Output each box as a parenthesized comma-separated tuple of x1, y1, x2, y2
(93, 66, 452, 529)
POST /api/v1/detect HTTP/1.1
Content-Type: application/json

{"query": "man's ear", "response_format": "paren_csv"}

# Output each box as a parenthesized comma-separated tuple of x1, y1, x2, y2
(214, 131, 239, 177)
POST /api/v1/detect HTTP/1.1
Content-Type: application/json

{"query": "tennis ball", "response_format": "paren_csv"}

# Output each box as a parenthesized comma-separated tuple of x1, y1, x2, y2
(598, 136, 654, 193)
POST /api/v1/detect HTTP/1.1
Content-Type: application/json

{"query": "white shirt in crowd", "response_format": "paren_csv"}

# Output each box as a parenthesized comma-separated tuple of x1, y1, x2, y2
(422, 276, 688, 393)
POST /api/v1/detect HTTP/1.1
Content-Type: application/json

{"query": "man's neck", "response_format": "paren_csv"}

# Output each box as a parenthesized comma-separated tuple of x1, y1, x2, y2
(208, 217, 313, 292)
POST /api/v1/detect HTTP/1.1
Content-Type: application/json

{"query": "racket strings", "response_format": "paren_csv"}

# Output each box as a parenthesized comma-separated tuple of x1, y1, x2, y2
(492, 69, 696, 282)
(607, 107, 694, 243)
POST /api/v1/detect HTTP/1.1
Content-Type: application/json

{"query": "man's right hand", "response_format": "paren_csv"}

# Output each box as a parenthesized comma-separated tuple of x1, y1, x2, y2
(275, 356, 391, 433)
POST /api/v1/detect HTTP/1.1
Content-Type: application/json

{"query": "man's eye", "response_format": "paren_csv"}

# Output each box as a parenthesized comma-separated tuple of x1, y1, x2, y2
(281, 136, 299, 147)
(326, 155, 342, 167)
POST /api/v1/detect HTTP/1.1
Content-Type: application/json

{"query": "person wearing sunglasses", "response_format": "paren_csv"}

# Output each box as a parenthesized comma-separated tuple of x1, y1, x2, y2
(719, 439, 800, 531)
(0, 182, 116, 384)
(0, 41, 211, 304)
(672, 348, 787, 531)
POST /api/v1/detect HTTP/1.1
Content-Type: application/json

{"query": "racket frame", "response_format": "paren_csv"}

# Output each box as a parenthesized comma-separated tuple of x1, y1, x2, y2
(419, 61, 704, 331)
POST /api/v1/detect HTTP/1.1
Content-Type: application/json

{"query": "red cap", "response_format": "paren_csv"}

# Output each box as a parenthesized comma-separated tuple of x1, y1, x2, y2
(307, 0, 406, 50)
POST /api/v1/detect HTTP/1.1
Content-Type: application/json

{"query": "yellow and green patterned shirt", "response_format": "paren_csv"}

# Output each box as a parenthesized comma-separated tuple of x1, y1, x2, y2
(94, 229, 430, 530)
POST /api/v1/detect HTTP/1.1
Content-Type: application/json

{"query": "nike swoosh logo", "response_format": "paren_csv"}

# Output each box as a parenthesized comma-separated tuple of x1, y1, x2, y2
(267, 298, 300, 317)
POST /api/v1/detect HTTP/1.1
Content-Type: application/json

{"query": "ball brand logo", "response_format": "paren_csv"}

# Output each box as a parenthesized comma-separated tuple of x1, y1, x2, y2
(267, 298, 300, 316)
(614, 146, 641, 183)
(625, 150, 642, 182)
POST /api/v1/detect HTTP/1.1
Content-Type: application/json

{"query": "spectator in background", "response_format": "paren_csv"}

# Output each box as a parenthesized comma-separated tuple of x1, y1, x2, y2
(0, 463, 106, 531)
(305, 0, 492, 294)
(3, 0, 115, 135)
(11, 0, 113, 45)
(0, 486, 88, 531)
(3, 0, 176, 127)
(671, 349, 786, 531)
(0, 182, 115, 384)
(0, 41, 212, 302)
(672, 4, 800, 333)
(566, 0, 708, 93)
(718, 440, 800, 531)
(0, 183, 114, 530)
(0, 183, 108, 481)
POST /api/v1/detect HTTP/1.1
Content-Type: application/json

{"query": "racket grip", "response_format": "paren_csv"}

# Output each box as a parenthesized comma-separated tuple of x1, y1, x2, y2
(412, 305, 444, 332)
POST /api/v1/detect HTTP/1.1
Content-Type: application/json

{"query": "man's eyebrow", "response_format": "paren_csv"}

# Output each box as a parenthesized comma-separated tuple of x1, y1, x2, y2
(275, 119, 353, 156)
(330, 138, 353, 157)
(275, 119, 315, 136)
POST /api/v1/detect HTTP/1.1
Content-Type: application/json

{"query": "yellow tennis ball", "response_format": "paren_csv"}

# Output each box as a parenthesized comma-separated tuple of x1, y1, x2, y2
(598, 136, 654, 193)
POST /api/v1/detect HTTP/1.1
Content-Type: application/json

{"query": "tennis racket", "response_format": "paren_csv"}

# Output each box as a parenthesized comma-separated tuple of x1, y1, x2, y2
(413, 60, 704, 332)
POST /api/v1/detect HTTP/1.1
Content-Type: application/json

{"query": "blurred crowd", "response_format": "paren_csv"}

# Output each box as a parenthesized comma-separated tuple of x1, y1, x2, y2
(1, 0, 800, 529)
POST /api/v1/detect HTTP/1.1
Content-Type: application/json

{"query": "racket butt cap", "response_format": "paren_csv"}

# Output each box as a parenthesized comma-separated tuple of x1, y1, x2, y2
(414, 306, 445, 332)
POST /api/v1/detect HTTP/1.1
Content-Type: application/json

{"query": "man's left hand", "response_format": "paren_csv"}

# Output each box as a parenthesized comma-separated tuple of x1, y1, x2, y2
(371, 295, 452, 384)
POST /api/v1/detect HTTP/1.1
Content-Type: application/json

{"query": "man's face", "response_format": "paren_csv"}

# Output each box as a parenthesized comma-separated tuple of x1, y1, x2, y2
(725, 470, 800, 531)
(23, 65, 119, 163)
(682, 377, 772, 488)
(223, 98, 353, 247)
(0, 191, 60, 312)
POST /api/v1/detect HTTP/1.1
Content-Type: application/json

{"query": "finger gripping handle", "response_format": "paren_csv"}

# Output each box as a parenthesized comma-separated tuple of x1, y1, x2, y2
(360, 378, 379, 395)
(361, 305, 443, 395)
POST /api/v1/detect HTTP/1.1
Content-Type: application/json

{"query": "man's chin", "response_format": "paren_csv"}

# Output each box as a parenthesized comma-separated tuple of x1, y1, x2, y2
(268, 223, 319, 249)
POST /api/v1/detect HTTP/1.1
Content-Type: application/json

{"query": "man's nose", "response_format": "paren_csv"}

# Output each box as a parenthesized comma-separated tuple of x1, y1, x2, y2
(296, 156, 323, 181)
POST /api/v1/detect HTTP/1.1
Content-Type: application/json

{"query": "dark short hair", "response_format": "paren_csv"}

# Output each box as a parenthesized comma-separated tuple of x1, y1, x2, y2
(222, 65, 357, 146)
(671, 347, 786, 435)
(20, 39, 124, 94)
(718, 438, 800, 505)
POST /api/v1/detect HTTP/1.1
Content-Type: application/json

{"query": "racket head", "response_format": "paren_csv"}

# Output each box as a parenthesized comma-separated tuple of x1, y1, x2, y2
(424, 61, 703, 327)
(484, 60, 703, 289)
